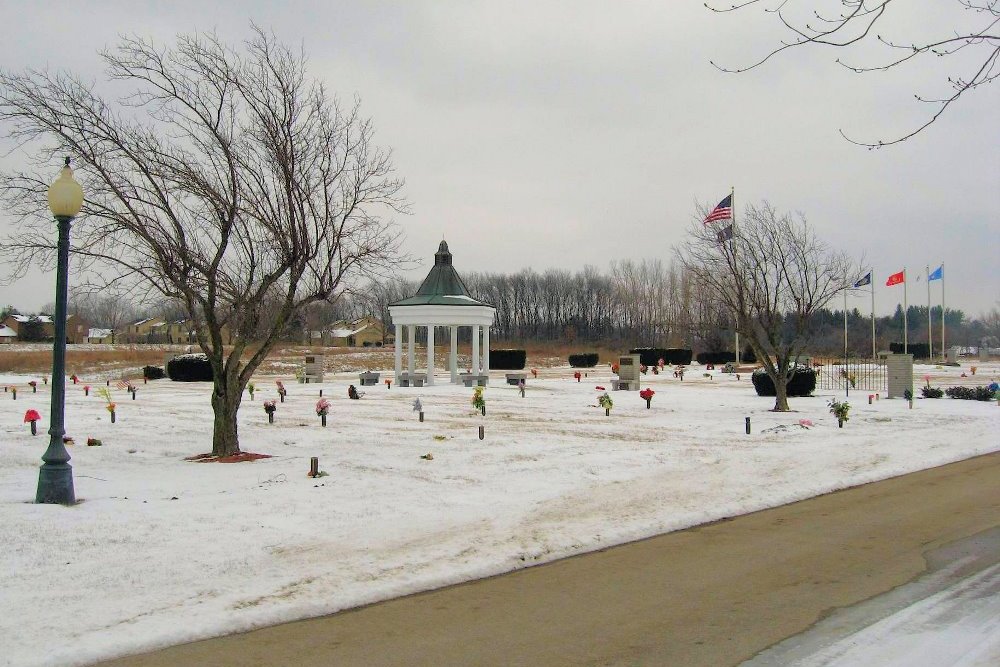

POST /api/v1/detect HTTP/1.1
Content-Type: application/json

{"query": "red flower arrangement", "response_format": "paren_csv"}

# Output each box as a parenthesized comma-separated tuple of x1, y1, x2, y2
(639, 388, 655, 409)
(24, 409, 41, 435)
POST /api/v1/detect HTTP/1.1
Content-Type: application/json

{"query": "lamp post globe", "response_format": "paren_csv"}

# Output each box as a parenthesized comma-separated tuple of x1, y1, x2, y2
(36, 157, 83, 505)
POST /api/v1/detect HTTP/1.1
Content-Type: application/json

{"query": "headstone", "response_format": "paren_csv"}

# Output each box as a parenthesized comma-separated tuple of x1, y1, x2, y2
(885, 353, 914, 399)
(304, 352, 325, 383)
(616, 354, 641, 391)
(946, 346, 960, 364)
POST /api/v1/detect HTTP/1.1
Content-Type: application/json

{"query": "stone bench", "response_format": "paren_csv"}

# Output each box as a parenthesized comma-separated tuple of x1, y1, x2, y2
(505, 373, 527, 386)
(399, 373, 427, 387)
(460, 373, 489, 387)
(359, 371, 380, 386)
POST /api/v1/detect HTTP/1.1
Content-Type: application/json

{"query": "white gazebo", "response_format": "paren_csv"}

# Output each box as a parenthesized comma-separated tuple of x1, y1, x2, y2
(388, 241, 496, 386)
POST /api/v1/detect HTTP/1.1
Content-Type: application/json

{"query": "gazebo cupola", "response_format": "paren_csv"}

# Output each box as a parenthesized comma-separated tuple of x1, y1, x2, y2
(388, 241, 496, 385)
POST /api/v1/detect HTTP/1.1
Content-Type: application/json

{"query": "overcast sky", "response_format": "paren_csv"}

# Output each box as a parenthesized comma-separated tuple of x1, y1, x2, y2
(1, 1, 997, 318)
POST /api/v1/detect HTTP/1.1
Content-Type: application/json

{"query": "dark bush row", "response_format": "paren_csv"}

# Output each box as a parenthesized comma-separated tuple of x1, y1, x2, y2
(889, 342, 931, 359)
(629, 348, 692, 366)
(921, 386, 944, 398)
(697, 351, 736, 365)
(143, 365, 166, 380)
(489, 349, 526, 370)
(751, 367, 817, 397)
(167, 354, 214, 382)
(568, 353, 599, 368)
(742, 345, 757, 363)
(944, 386, 995, 401)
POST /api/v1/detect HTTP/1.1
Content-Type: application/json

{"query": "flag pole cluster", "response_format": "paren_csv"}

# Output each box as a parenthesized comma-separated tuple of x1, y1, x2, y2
(867, 265, 944, 357)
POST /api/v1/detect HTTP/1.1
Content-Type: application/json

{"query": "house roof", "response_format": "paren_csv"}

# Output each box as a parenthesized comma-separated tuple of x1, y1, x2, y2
(390, 241, 492, 308)
(0, 325, 16, 337)
(10, 314, 53, 323)
(88, 328, 112, 339)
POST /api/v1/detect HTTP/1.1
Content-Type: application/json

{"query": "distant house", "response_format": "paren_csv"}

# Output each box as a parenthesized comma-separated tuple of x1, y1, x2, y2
(65, 314, 90, 344)
(313, 316, 390, 347)
(0, 325, 16, 344)
(3, 314, 54, 340)
(163, 319, 234, 345)
(121, 317, 167, 343)
(87, 328, 114, 344)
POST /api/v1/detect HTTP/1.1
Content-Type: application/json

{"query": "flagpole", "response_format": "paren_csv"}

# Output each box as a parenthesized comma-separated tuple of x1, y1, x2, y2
(903, 267, 908, 355)
(732, 186, 739, 365)
(871, 277, 876, 360)
(927, 265, 933, 359)
(844, 287, 849, 396)
(940, 263, 946, 360)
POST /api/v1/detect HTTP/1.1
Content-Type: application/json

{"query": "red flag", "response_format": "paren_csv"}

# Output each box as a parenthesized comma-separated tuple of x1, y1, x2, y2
(885, 270, 905, 286)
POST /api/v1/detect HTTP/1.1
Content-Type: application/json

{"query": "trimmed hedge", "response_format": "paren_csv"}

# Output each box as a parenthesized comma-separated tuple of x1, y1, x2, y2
(944, 385, 995, 401)
(143, 365, 166, 380)
(889, 342, 931, 359)
(568, 353, 599, 368)
(629, 348, 692, 366)
(742, 345, 757, 363)
(489, 349, 526, 370)
(167, 354, 214, 382)
(921, 386, 944, 398)
(697, 351, 736, 365)
(751, 367, 817, 397)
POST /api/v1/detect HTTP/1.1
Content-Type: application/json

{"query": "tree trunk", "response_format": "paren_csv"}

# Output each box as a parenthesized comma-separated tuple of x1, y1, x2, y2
(211, 379, 243, 457)
(773, 376, 790, 411)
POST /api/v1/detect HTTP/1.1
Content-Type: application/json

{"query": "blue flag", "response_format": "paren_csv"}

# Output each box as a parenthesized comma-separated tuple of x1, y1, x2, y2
(853, 272, 871, 288)
(928, 265, 943, 281)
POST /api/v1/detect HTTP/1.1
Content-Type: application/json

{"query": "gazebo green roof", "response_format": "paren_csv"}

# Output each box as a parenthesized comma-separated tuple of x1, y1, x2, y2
(390, 241, 493, 307)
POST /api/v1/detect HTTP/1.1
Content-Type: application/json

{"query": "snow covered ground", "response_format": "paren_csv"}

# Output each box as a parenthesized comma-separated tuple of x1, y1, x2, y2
(1, 363, 998, 667)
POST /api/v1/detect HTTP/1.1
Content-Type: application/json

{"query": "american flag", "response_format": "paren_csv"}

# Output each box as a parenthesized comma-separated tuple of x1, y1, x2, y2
(703, 194, 733, 224)
(716, 225, 734, 243)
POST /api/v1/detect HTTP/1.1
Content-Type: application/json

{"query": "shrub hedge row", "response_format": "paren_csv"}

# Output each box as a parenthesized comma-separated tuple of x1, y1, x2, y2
(568, 353, 599, 368)
(489, 349, 526, 370)
(889, 342, 930, 359)
(696, 351, 736, 365)
(143, 365, 166, 380)
(751, 367, 817, 397)
(944, 385, 995, 401)
(629, 348, 692, 366)
(167, 354, 214, 382)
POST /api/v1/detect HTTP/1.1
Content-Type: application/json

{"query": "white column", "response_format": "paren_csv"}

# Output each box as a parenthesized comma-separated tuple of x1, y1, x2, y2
(394, 323, 402, 382)
(450, 326, 458, 383)
(407, 325, 415, 377)
(482, 325, 490, 378)
(471, 324, 480, 375)
(426, 325, 435, 386)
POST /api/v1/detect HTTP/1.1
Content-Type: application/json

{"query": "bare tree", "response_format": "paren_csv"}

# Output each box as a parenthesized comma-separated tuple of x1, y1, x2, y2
(0, 28, 406, 456)
(708, 1, 1000, 147)
(677, 201, 861, 410)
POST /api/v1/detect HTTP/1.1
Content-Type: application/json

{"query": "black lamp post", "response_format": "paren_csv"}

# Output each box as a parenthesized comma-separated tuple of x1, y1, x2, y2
(36, 158, 83, 505)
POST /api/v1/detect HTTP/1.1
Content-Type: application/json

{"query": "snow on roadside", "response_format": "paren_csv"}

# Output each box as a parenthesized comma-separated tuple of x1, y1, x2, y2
(1, 364, 998, 667)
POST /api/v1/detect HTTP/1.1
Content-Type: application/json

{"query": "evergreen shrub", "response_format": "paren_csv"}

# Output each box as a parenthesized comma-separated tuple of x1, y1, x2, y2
(143, 365, 166, 380)
(944, 386, 994, 401)
(889, 342, 930, 359)
(167, 354, 214, 382)
(751, 367, 817, 397)
(630, 348, 692, 366)
(489, 349, 526, 370)
(568, 353, 599, 368)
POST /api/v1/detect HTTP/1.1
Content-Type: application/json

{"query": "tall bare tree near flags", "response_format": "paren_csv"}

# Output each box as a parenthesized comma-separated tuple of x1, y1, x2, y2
(681, 194, 862, 411)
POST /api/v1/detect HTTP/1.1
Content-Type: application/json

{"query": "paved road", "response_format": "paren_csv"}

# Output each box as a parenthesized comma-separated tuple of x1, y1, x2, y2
(97, 452, 1000, 667)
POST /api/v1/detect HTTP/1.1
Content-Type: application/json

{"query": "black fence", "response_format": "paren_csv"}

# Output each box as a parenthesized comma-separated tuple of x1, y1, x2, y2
(816, 357, 887, 393)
